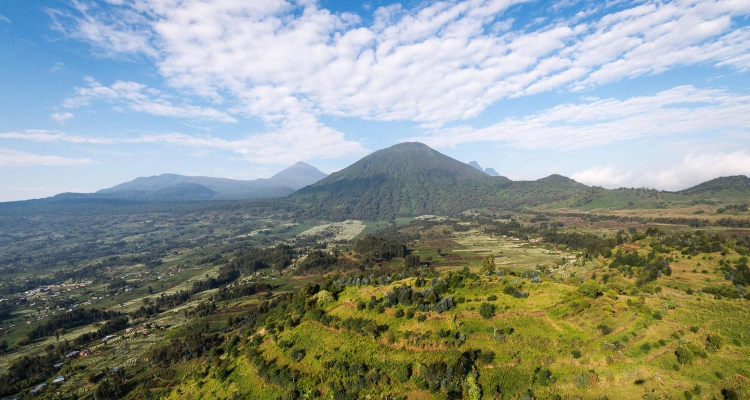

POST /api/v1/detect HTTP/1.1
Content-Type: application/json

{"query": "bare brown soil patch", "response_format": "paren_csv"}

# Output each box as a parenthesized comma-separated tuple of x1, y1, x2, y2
(426, 239, 461, 248)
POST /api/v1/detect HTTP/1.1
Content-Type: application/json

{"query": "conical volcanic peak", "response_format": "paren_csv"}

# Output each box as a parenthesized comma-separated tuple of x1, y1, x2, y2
(266, 162, 328, 190)
(291, 142, 512, 220)
(315, 142, 490, 184)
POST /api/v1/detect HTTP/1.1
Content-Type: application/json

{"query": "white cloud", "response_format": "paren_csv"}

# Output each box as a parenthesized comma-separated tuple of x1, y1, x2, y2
(571, 150, 750, 190)
(0, 14, 10, 23)
(406, 85, 750, 150)
(571, 166, 632, 187)
(63, 77, 237, 123)
(50, 112, 74, 123)
(48, 0, 750, 127)
(0, 148, 92, 167)
(638, 151, 750, 190)
(0, 126, 367, 164)
(50, 62, 65, 73)
(47, 1, 156, 58)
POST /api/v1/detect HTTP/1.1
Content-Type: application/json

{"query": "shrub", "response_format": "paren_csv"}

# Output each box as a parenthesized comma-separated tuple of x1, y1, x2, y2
(652, 311, 663, 320)
(689, 326, 699, 333)
(675, 345, 695, 366)
(316, 290, 334, 307)
(578, 280, 601, 298)
(478, 350, 496, 365)
(722, 389, 739, 400)
(479, 302, 496, 319)
(640, 342, 652, 352)
(686, 342, 707, 358)
(487, 295, 498, 301)
(571, 350, 582, 359)
(393, 363, 410, 383)
(395, 309, 405, 318)
(707, 334, 724, 350)
(597, 324, 612, 335)
(533, 367, 555, 386)
(291, 349, 306, 362)
(416, 314, 426, 322)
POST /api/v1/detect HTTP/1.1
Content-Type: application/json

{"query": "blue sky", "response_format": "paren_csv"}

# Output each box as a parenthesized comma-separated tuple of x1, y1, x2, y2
(1, 0, 750, 201)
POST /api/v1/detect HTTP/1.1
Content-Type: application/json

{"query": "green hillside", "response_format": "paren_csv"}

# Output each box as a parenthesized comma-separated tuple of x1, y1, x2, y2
(680, 176, 750, 195)
(291, 143, 591, 220)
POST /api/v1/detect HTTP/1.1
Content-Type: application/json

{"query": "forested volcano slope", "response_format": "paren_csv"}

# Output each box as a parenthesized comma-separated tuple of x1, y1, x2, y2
(291, 142, 587, 220)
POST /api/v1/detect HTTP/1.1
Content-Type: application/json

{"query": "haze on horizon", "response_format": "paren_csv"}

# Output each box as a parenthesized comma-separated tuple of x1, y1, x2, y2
(1, 0, 750, 202)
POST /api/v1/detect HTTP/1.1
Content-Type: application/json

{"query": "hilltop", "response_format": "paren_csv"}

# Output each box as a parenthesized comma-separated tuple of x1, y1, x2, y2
(290, 142, 512, 219)
(291, 143, 594, 220)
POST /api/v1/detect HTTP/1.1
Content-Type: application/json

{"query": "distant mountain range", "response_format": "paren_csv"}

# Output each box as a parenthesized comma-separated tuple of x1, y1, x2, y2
(468, 161, 500, 176)
(2, 143, 748, 218)
(95, 162, 327, 200)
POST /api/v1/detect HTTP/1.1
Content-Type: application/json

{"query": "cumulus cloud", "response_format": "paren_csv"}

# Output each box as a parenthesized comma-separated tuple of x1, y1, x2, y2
(0, 126, 367, 164)
(571, 166, 632, 187)
(50, 112, 74, 123)
(62, 77, 237, 123)
(0, 148, 92, 167)
(48, 0, 750, 127)
(571, 151, 750, 190)
(47, 1, 156, 58)
(406, 85, 750, 149)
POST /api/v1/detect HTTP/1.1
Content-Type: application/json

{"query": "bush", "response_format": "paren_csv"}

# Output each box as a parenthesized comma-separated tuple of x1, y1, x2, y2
(640, 342, 652, 352)
(291, 349, 306, 362)
(393, 363, 411, 383)
(395, 309, 405, 318)
(487, 295, 498, 301)
(532, 367, 555, 386)
(578, 280, 601, 298)
(707, 334, 724, 350)
(722, 389, 740, 400)
(479, 302, 496, 319)
(478, 350, 495, 364)
(416, 314, 426, 322)
(597, 324, 612, 335)
(571, 349, 582, 359)
(652, 311, 663, 320)
(686, 342, 707, 358)
(675, 345, 695, 366)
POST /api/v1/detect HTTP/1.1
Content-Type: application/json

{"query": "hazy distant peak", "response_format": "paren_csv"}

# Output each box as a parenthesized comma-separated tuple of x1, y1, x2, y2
(484, 168, 500, 177)
(267, 162, 327, 190)
(469, 161, 501, 177)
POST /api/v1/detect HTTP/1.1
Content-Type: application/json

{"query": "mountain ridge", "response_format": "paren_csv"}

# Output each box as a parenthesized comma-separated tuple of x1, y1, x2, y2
(97, 161, 328, 199)
(290, 142, 585, 219)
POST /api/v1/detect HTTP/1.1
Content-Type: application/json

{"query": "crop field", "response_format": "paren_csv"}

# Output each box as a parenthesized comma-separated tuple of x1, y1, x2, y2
(1, 205, 750, 399)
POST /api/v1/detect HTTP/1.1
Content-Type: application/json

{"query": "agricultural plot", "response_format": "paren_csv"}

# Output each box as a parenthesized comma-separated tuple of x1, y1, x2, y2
(2, 210, 750, 399)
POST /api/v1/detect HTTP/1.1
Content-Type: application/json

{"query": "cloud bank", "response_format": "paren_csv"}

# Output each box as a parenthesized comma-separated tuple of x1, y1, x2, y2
(572, 151, 750, 190)
(0, 148, 92, 167)
(48, 0, 750, 128)
(407, 85, 750, 149)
